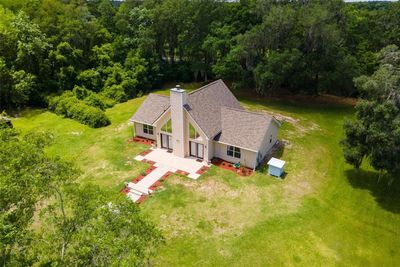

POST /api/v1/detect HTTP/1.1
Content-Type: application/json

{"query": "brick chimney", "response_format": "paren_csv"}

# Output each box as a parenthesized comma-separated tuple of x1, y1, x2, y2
(170, 85, 187, 157)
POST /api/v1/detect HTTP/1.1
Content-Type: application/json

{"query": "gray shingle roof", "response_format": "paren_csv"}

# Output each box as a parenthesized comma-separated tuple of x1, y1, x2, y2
(130, 80, 274, 151)
(186, 79, 244, 138)
(130, 93, 170, 124)
(214, 106, 273, 151)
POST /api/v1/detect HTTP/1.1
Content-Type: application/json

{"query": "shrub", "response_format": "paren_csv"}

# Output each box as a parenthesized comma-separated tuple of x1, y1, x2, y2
(84, 93, 115, 110)
(68, 102, 110, 128)
(69, 85, 116, 110)
(72, 85, 91, 100)
(48, 95, 60, 111)
(48, 92, 110, 128)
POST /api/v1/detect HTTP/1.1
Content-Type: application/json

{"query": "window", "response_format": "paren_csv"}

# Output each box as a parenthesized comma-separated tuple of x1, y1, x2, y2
(161, 119, 172, 133)
(227, 146, 241, 158)
(143, 124, 154, 135)
(189, 123, 200, 139)
(270, 134, 272, 143)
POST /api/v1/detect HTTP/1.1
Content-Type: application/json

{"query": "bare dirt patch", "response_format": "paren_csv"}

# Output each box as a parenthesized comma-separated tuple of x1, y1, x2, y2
(244, 106, 321, 136)
(114, 123, 128, 132)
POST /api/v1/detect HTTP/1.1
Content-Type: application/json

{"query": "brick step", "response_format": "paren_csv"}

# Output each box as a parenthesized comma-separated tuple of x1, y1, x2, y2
(128, 188, 144, 196)
(127, 182, 153, 195)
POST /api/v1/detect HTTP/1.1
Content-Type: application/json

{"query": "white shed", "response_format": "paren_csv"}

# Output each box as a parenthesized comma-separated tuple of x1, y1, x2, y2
(267, 157, 286, 177)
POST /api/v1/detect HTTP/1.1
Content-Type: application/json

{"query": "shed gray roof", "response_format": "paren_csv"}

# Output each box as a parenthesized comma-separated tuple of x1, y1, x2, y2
(214, 106, 273, 151)
(130, 93, 169, 124)
(185, 79, 244, 138)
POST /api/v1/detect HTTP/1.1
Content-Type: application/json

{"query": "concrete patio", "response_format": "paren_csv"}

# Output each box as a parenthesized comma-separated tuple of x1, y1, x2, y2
(134, 148, 209, 179)
(125, 148, 211, 203)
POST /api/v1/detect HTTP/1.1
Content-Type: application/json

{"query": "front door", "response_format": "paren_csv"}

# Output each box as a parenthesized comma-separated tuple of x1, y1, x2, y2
(190, 141, 204, 159)
(161, 134, 173, 150)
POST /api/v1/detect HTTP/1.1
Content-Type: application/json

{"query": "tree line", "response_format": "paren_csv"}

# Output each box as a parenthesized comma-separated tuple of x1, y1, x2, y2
(0, 0, 399, 112)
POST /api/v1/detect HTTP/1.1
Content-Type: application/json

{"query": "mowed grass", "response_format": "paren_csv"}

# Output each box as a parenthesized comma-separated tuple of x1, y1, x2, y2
(13, 86, 400, 266)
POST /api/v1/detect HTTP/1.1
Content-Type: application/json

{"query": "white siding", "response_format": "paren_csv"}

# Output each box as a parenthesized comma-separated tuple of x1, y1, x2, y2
(257, 121, 279, 164)
(152, 108, 210, 162)
(213, 141, 257, 168)
(211, 122, 278, 168)
(185, 111, 208, 161)
(134, 122, 156, 140)
(206, 139, 213, 163)
(154, 110, 171, 149)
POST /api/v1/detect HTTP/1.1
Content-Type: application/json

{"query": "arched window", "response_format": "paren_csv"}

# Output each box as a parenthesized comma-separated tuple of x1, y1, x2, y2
(161, 119, 172, 133)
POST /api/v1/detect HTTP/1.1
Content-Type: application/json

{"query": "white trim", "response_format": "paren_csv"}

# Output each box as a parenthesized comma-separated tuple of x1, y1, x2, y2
(188, 136, 204, 143)
(159, 118, 173, 134)
(159, 129, 172, 135)
(213, 140, 258, 153)
(131, 119, 152, 126)
(153, 107, 171, 125)
(254, 151, 258, 171)
(226, 145, 242, 159)
(142, 124, 154, 135)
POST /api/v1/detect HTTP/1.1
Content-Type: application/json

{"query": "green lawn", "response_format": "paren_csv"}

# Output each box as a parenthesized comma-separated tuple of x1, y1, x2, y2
(13, 86, 400, 266)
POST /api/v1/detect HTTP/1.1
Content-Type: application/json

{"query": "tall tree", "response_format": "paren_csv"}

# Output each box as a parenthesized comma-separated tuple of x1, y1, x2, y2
(0, 129, 77, 265)
(10, 11, 50, 75)
(49, 41, 83, 91)
(34, 184, 164, 266)
(342, 45, 400, 179)
(0, 58, 36, 110)
(97, 0, 116, 32)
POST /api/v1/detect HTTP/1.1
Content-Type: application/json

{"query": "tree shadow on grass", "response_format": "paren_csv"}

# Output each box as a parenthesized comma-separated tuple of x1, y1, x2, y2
(345, 169, 400, 214)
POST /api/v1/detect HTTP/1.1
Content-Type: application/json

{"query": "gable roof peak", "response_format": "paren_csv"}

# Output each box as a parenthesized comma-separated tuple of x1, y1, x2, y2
(188, 79, 225, 95)
(185, 79, 243, 138)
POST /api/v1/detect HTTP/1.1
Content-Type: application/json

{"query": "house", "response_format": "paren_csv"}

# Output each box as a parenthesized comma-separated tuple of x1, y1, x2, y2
(130, 80, 280, 169)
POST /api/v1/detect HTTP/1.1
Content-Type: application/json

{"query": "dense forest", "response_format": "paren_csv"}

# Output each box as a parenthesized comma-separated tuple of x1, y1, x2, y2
(0, 0, 399, 113)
